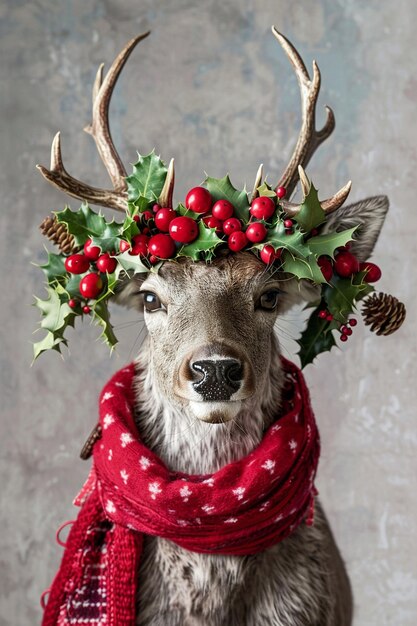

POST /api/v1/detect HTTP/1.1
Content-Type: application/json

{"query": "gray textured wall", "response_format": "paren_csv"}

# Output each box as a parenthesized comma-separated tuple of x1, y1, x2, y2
(1, 0, 416, 624)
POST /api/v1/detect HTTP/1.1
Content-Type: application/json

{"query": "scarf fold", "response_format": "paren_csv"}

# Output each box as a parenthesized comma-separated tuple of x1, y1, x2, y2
(42, 357, 320, 626)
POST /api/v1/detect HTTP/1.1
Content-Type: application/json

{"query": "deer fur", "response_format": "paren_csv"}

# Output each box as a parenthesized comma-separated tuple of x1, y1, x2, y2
(37, 27, 391, 626)
(112, 194, 388, 626)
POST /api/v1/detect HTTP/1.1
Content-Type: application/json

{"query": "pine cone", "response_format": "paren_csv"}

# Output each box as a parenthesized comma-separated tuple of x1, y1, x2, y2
(362, 292, 406, 336)
(39, 215, 77, 254)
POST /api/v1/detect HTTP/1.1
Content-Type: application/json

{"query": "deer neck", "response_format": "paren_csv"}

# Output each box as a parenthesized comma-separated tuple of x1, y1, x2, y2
(133, 335, 284, 475)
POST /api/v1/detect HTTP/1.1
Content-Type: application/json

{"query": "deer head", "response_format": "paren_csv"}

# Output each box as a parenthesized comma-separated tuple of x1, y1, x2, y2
(37, 28, 389, 429)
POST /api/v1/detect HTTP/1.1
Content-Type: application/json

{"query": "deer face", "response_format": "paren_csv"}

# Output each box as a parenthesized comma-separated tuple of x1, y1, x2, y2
(116, 192, 389, 425)
(117, 252, 308, 424)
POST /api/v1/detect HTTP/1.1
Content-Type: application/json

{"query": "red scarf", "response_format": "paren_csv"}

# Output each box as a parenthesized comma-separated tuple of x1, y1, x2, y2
(42, 357, 320, 626)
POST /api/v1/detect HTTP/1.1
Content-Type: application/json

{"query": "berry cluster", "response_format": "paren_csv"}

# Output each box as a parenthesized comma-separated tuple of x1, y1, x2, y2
(318, 309, 358, 343)
(114, 186, 291, 264)
(316, 245, 381, 284)
(64, 239, 117, 312)
(315, 246, 381, 343)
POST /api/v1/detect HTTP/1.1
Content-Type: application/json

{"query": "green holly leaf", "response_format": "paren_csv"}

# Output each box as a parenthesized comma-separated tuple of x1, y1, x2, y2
(92, 300, 117, 351)
(266, 222, 310, 258)
(324, 275, 371, 323)
(33, 331, 68, 361)
(204, 175, 250, 223)
(297, 309, 337, 368)
(34, 286, 75, 333)
(126, 152, 168, 203)
(176, 203, 201, 220)
(38, 250, 67, 283)
(307, 227, 357, 259)
(282, 251, 326, 284)
(116, 251, 149, 276)
(256, 182, 277, 199)
(293, 183, 326, 232)
(32, 285, 76, 361)
(90, 220, 124, 253)
(121, 215, 141, 241)
(64, 273, 83, 298)
(128, 196, 153, 215)
(56, 203, 108, 247)
(179, 221, 223, 261)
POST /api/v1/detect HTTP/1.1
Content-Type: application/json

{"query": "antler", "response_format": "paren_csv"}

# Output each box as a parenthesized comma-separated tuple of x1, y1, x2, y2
(37, 32, 151, 212)
(271, 27, 350, 214)
(281, 166, 352, 216)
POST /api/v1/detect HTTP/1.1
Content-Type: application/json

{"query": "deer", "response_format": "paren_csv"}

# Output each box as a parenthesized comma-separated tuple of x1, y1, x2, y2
(37, 28, 391, 626)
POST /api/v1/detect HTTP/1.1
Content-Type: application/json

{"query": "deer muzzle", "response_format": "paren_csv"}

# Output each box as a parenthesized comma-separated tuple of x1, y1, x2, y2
(174, 342, 255, 422)
(191, 358, 243, 401)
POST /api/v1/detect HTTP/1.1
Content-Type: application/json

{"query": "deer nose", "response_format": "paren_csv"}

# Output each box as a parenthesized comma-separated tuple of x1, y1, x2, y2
(191, 359, 243, 401)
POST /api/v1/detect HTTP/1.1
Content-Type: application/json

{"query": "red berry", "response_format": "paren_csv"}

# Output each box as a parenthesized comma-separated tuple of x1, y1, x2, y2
(284, 219, 293, 229)
(348, 318, 357, 327)
(149, 254, 159, 264)
(203, 215, 223, 232)
(340, 333, 348, 342)
(318, 310, 327, 319)
(68, 298, 78, 309)
(250, 196, 275, 220)
(334, 251, 360, 278)
(152, 203, 161, 213)
(64, 254, 90, 275)
(119, 240, 131, 253)
(96, 253, 117, 274)
(129, 234, 149, 257)
(142, 210, 154, 222)
(133, 215, 140, 223)
(212, 199, 234, 221)
(260, 244, 282, 265)
(276, 187, 287, 199)
(228, 231, 248, 252)
(317, 256, 333, 282)
(83, 239, 101, 261)
(148, 233, 176, 259)
(345, 327, 353, 336)
(169, 216, 199, 244)
(79, 273, 103, 299)
(155, 208, 177, 232)
(326, 314, 333, 322)
(223, 217, 242, 235)
(82, 305, 91, 314)
(359, 262, 382, 283)
(310, 228, 319, 237)
(341, 325, 349, 334)
(246, 222, 267, 243)
(185, 187, 212, 214)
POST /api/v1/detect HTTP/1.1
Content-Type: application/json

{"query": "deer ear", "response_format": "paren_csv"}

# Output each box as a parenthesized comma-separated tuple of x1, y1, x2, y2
(319, 195, 389, 262)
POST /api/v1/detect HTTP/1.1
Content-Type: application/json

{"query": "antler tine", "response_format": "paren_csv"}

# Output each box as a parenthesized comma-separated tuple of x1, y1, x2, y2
(298, 164, 311, 197)
(272, 27, 335, 197)
(158, 158, 175, 207)
(84, 31, 151, 191)
(251, 163, 264, 200)
(321, 180, 352, 212)
(92, 63, 104, 106)
(280, 178, 352, 217)
(36, 132, 128, 212)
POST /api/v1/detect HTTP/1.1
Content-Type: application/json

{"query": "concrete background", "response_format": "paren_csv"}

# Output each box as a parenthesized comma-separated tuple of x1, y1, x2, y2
(1, 0, 416, 623)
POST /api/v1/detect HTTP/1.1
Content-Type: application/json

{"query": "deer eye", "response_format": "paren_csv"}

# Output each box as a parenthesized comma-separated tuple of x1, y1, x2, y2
(141, 291, 166, 313)
(257, 289, 281, 311)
